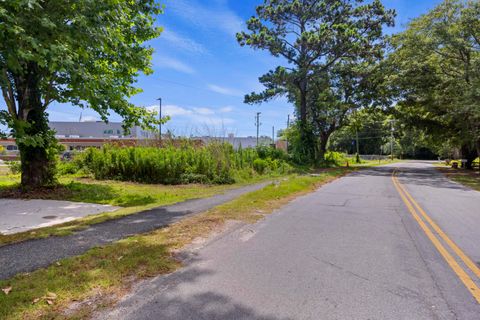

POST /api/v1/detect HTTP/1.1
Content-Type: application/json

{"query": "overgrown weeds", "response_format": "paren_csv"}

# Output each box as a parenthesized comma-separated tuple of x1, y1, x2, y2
(75, 142, 293, 185)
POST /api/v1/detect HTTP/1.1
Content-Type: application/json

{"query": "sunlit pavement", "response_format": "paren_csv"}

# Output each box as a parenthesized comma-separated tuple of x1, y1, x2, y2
(0, 199, 119, 235)
(98, 161, 480, 320)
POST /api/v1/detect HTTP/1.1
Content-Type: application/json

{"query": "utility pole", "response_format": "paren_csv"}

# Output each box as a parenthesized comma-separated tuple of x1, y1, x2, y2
(355, 127, 360, 163)
(255, 112, 261, 147)
(390, 121, 394, 161)
(286, 114, 290, 151)
(157, 98, 162, 142)
(272, 126, 275, 145)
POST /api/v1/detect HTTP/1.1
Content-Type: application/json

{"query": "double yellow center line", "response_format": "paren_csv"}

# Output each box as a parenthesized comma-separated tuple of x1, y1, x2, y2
(392, 169, 480, 304)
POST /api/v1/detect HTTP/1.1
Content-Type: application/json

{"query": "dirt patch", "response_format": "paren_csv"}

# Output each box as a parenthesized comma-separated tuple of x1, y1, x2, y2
(0, 185, 75, 200)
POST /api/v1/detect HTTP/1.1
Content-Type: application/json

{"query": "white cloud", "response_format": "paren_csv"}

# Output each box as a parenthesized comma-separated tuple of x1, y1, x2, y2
(147, 104, 234, 126)
(153, 55, 196, 74)
(207, 84, 243, 97)
(166, 0, 244, 36)
(220, 106, 234, 113)
(148, 104, 193, 116)
(161, 30, 208, 54)
(192, 107, 215, 115)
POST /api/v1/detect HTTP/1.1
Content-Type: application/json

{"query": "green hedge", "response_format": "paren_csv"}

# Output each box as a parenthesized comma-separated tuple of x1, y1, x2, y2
(76, 143, 292, 185)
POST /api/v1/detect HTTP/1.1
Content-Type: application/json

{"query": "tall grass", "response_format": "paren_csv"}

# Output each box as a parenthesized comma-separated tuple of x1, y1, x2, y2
(76, 142, 292, 185)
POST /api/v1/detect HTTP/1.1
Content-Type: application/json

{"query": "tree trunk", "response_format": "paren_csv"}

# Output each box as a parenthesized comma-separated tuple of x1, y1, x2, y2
(477, 138, 480, 171)
(461, 144, 477, 170)
(315, 131, 332, 166)
(18, 107, 56, 188)
(15, 65, 57, 189)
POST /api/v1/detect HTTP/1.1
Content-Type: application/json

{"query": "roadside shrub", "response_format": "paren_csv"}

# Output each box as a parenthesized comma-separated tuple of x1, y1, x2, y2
(324, 151, 348, 166)
(77, 143, 292, 185)
(450, 160, 460, 168)
(256, 145, 288, 160)
(57, 161, 80, 175)
(6, 161, 21, 174)
(253, 158, 268, 174)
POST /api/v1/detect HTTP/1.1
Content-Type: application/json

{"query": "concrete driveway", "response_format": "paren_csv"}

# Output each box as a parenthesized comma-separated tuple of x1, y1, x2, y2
(0, 199, 119, 235)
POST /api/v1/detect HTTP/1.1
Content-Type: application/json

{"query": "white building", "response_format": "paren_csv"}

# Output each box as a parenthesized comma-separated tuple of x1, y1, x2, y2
(49, 121, 155, 139)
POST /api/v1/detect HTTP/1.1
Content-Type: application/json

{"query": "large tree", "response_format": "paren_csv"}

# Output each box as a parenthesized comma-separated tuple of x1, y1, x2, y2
(307, 58, 385, 159)
(0, 0, 162, 187)
(237, 0, 395, 162)
(388, 0, 480, 167)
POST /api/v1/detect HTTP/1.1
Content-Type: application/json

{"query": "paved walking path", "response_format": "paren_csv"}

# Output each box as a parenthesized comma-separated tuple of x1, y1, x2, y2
(0, 182, 270, 280)
(0, 199, 119, 235)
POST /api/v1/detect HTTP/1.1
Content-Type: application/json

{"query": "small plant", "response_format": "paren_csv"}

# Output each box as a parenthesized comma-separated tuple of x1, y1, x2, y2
(6, 161, 21, 174)
(253, 158, 267, 174)
(324, 151, 348, 166)
(57, 161, 80, 175)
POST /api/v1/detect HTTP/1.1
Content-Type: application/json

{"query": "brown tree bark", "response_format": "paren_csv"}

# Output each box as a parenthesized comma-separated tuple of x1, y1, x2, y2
(14, 64, 56, 188)
(460, 144, 477, 170)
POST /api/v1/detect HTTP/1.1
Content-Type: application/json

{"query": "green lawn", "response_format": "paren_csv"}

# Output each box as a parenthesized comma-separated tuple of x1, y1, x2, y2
(0, 171, 261, 245)
(436, 165, 480, 191)
(0, 170, 349, 320)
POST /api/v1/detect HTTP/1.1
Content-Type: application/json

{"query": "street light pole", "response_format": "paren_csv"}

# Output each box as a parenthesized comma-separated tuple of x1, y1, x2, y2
(272, 126, 275, 145)
(390, 121, 394, 161)
(255, 112, 261, 147)
(157, 98, 162, 142)
(356, 127, 360, 163)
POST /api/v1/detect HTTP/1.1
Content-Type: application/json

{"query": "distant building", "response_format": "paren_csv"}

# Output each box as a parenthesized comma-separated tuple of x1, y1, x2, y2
(198, 133, 273, 149)
(49, 121, 155, 139)
(1, 124, 277, 160)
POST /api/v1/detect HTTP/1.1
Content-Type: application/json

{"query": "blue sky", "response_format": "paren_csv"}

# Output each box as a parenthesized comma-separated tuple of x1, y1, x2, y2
(3, 0, 444, 138)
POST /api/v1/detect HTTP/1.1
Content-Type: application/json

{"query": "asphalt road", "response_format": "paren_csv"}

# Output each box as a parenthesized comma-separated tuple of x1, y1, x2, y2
(98, 161, 480, 320)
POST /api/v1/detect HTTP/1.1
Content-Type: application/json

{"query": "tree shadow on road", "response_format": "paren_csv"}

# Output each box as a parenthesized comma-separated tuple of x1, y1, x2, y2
(350, 165, 469, 191)
(102, 265, 293, 320)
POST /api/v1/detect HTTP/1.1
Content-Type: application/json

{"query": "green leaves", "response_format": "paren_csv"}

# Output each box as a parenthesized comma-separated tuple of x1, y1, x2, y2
(238, 0, 395, 162)
(0, 0, 163, 186)
(0, 0, 163, 128)
(388, 0, 480, 149)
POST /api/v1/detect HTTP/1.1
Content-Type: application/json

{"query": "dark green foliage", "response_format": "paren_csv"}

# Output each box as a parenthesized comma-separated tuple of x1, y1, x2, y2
(387, 0, 480, 167)
(6, 161, 21, 175)
(77, 143, 293, 185)
(255, 145, 288, 161)
(323, 151, 348, 167)
(237, 0, 395, 164)
(0, 0, 163, 187)
(57, 161, 80, 175)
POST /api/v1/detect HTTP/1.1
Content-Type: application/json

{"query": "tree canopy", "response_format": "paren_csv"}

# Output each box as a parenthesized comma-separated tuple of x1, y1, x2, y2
(237, 0, 395, 163)
(0, 0, 163, 186)
(387, 0, 480, 166)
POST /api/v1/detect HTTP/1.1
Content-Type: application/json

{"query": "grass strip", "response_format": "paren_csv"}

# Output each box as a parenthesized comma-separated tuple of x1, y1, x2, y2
(436, 165, 480, 191)
(0, 173, 279, 246)
(0, 169, 349, 320)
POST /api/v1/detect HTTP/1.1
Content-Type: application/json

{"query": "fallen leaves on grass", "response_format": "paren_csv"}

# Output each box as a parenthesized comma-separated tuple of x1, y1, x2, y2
(2, 286, 12, 295)
(31, 292, 58, 306)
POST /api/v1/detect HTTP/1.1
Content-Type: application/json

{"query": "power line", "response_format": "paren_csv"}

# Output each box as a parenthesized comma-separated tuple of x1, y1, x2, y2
(157, 78, 206, 92)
